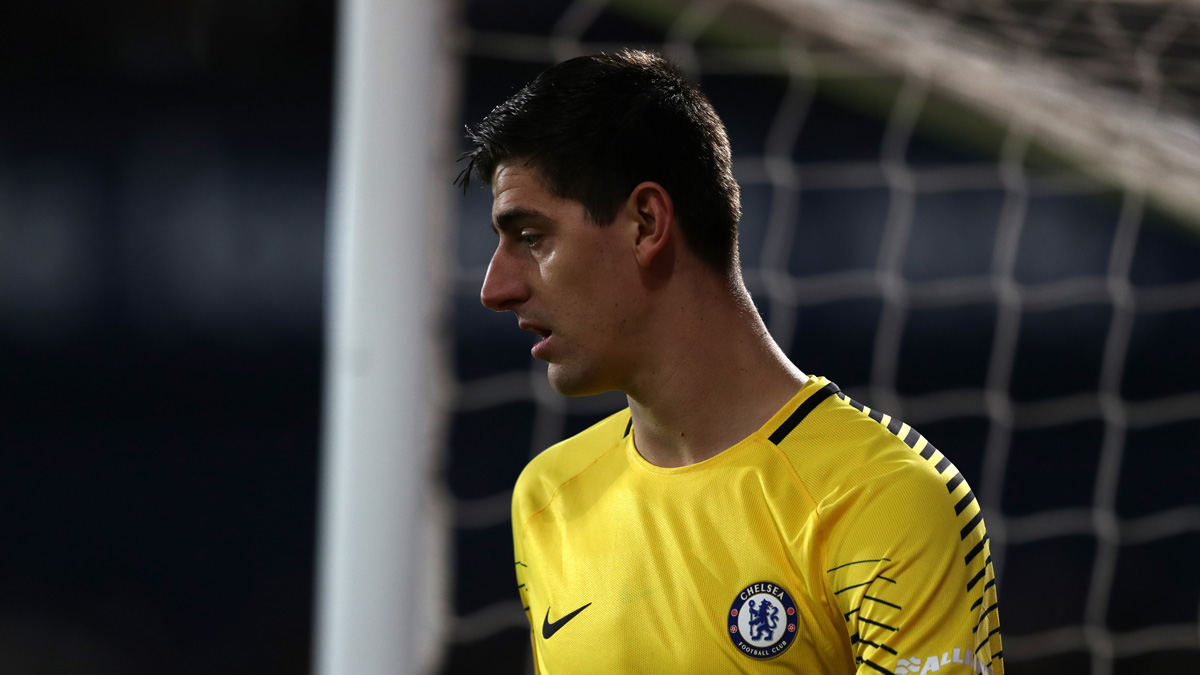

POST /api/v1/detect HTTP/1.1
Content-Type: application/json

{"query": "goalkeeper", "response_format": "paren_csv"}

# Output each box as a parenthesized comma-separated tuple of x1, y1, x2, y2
(458, 49, 1003, 675)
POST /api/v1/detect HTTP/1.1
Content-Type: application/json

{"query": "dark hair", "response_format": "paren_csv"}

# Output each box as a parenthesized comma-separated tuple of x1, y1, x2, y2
(456, 50, 740, 273)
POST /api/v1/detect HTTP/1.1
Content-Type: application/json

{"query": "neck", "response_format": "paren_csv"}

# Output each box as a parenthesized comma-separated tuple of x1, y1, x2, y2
(624, 273, 807, 468)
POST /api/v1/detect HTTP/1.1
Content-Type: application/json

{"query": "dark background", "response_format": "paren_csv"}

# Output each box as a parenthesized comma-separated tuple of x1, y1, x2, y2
(3, 1, 1198, 674)
(1, 1, 331, 672)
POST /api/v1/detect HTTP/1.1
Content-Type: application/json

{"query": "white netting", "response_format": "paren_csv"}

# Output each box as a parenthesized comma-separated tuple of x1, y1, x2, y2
(445, 1, 1200, 673)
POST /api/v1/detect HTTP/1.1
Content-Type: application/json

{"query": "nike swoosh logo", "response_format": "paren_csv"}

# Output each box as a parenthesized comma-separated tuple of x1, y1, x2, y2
(542, 602, 592, 639)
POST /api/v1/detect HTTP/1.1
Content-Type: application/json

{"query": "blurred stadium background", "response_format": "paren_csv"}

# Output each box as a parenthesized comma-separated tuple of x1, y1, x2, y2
(3, 0, 1199, 674)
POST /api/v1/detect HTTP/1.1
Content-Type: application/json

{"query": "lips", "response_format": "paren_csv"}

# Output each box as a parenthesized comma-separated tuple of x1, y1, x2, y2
(518, 319, 553, 358)
(518, 320, 551, 340)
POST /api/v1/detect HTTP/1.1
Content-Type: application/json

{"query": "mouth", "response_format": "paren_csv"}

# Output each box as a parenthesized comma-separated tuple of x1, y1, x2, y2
(518, 319, 551, 338)
(518, 320, 553, 357)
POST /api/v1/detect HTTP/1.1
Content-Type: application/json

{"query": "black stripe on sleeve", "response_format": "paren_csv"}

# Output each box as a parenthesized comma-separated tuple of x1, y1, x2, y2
(623, 418, 632, 438)
(867, 407, 885, 423)
(946, 471, 965, 493)
(885, 415, 903, 436)
(966, 564, 988, 592)
(960, 509, 985, 540)
(834, 574, 897, 595)
(847, 398, 865, 412)
(933, 455, 951, 474)
(973, 603, 1000, 632)
(975, 628, 1001, 654)
(954, 490, 977, 515)
(861, 659, 895, 674)
(864, 595, 902, 610)
(768, 382, 841, 444)
(835, 581, 874, 595)
(858, 617, 898, 632)
(855, 635, 899, 655)
(827, 558, 892, 573)
(964, 533, 989, 565)
(859, 634, 897, 648)
(902, 427, 920, 448)
(919, 443, 937, 460)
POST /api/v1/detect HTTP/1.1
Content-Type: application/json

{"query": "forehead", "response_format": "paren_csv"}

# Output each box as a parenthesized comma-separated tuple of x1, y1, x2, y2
(491, 162, 550, 205)
(490, 162, 583, 222)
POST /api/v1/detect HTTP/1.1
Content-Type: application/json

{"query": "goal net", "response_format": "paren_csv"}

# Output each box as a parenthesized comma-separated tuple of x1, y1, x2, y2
(444, 1, 1200, 673)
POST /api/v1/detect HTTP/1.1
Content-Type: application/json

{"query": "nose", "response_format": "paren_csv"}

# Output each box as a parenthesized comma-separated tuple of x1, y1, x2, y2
(480, 243, 528, 312)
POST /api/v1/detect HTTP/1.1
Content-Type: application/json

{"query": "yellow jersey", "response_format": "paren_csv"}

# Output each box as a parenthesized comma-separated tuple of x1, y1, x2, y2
(512, 376, 1003, 674)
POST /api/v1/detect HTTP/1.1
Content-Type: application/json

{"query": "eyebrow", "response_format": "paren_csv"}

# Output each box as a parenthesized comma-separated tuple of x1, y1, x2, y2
(492, 207, 549, 235)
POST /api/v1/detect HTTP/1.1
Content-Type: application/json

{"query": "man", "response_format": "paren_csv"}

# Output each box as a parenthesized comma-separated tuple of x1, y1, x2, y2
(458, 50, 1002, 674)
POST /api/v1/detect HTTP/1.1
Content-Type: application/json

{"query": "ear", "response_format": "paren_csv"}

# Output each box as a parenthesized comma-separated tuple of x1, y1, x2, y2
(628, 182, 675, 269)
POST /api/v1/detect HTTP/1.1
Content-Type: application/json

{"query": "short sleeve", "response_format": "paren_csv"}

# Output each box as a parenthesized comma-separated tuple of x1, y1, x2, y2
(820, 440, 1003, 675)
(512, 490, 541, 673)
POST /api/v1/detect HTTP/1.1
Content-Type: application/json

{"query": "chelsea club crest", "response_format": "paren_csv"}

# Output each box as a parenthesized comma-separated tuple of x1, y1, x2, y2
(727, 581, 798, 660)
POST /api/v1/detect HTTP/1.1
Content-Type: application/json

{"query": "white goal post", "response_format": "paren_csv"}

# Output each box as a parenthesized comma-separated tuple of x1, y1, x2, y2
(314, 0, 456, 673)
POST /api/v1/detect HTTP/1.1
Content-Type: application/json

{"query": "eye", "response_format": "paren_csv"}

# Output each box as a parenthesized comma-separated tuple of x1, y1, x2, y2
(519, 231, 543, 247)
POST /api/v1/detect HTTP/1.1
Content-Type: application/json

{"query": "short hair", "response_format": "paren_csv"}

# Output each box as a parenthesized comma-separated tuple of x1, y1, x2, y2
(457, 49, 741, 273)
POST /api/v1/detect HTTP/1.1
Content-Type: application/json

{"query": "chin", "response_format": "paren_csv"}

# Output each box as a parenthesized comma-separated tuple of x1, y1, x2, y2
(546, 363, 612, 397)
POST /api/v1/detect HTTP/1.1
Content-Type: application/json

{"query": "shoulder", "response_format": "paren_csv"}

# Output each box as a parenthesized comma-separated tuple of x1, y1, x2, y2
(771, 384, 979, 543)
(511, 408, 631, 525)
(793, 392, 1002, 672)
(772, 385, 941, 500)
(783, 386, 989, 570)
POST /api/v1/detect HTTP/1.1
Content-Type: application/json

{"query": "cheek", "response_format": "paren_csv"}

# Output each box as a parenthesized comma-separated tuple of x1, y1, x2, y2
(541, 233, 640, 336)
(542, 240, 608, 296)
(589, 269, 643, 341)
